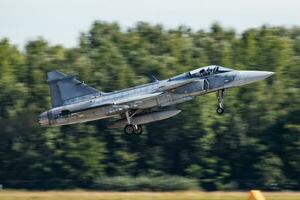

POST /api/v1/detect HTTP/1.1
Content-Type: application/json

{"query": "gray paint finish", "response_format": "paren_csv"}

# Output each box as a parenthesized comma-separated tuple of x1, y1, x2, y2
(38, 65, 274, 130)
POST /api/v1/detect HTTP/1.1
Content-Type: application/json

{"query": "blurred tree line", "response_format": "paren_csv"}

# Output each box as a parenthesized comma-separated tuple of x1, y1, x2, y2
(0, 21, 299, 191)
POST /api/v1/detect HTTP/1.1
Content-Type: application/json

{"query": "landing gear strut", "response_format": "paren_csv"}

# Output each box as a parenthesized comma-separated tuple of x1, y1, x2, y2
(123, 110, 143, 135)
(134, 125, 143, 135)
(216, 89, 225, 115)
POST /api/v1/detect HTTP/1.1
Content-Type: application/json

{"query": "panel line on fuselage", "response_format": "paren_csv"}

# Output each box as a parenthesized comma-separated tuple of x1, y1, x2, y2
(64, 81, 160, 106)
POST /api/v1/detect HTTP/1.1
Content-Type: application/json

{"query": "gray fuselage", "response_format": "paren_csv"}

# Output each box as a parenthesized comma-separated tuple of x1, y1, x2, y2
(38, 66, 274, 127)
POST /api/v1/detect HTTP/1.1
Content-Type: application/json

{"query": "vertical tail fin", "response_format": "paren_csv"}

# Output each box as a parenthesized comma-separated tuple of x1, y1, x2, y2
(47, 70, 99, 108)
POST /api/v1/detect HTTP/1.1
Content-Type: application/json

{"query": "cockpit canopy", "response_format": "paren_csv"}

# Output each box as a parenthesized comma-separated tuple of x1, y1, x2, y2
(189, 65, 232, 78)
(168, 65, 233, 81)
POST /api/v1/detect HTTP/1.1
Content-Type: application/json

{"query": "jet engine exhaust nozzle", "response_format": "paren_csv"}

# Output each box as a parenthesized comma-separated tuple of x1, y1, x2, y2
(38, 112, 50, 126)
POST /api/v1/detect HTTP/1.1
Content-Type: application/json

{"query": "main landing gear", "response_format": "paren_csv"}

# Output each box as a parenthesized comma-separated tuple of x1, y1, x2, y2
(216, 89, 225, 115)
(123, 110, 143, 135)
(124, 124, 143, 135)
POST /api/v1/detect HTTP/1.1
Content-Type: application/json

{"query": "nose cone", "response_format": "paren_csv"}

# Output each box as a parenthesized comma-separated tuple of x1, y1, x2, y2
(233, 70, 274, 86)
(38, 112, 50, 126)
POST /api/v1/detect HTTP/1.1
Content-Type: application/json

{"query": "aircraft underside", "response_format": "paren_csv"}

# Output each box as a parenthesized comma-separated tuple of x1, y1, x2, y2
(38, 66, 274, 135)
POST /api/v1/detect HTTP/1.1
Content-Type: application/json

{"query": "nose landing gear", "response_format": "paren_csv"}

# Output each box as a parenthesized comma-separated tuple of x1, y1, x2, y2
(216, 106, 224, 114)
(216, 89, 225, 115)
(124, 110, 143, 135)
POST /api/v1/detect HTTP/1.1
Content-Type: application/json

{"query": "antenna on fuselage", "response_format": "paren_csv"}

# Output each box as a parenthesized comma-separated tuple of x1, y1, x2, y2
(150, 75, 159, 82)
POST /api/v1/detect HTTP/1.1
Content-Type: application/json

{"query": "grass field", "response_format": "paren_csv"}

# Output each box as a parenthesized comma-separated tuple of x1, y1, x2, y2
(0, 190, 300, 200)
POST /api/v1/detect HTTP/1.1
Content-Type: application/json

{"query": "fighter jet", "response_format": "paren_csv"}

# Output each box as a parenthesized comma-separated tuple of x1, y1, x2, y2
(38, 65, 274, 135)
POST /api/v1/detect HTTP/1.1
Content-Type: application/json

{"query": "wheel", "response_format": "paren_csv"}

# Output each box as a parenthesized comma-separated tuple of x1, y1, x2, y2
(216, 107, 224, 114)
(124, 124, 135, 135)
(134, 125, 143, 135)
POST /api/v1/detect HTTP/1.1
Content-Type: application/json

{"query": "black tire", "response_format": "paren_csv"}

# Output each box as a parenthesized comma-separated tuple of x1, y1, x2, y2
(124, 124, 135, 135)
(216, 107, 224, 114)
(134, 125, 143, 135)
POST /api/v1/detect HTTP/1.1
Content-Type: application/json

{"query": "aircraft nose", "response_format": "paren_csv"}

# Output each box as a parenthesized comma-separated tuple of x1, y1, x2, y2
(234, 70, 274, 86)
(37, 112, 50, 126)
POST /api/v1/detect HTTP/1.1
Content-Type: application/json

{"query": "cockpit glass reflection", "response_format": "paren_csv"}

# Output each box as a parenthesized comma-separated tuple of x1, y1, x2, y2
(189, 65, 232, 78)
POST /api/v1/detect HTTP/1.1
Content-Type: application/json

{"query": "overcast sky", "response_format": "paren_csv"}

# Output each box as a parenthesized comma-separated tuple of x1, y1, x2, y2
(1, 0, 299, 48)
